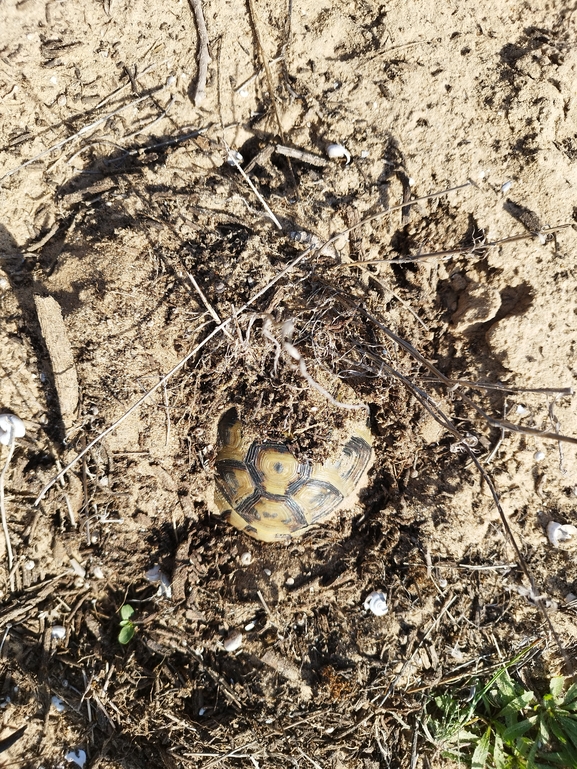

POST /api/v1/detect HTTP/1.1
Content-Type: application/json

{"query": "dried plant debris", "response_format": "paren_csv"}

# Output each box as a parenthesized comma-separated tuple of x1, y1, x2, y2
(0, 1, 577, 767)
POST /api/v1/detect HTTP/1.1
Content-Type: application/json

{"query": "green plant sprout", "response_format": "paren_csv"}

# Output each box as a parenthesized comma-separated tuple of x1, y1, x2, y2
(424, 660, 577, 768)
(118, 604, 136, 644)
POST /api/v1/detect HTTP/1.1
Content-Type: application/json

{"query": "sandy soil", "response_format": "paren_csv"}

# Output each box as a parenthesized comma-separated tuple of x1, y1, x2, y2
(1, 0, 577, 767)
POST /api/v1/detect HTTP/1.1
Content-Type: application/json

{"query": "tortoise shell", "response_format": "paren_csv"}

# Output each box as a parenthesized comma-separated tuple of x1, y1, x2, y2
(213, 408, 373, 542)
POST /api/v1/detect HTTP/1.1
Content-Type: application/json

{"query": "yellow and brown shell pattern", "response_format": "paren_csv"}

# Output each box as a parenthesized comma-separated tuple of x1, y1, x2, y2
(213, 408, 373, 542)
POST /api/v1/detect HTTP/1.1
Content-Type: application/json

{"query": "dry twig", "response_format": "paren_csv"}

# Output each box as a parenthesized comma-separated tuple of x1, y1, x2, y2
(0, 437, 16, 589)
(333, 223, 574, 267)
(189, 0, 210, 105)
(225, 144, 282, 228)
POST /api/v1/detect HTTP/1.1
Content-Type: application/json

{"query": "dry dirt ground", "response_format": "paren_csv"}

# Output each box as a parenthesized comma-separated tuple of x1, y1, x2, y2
(1, 0, 577, 767)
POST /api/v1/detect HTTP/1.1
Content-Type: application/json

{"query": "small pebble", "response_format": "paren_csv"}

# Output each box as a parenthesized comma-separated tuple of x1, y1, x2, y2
(223, 630, 243, 653)
(145, 565, 161, 582)
(24, 560, 35, 571)
(264, 568, 272, 577)
(92, 565, 104, 579)
(244, 622, 255, 631)
(326, 142, 351, 164)
(144, 564, 171, 597)
(515, 404, 529, 416)
(534, 451, 545, 461)
(239, 551, 252, 566)
(51, 695, 65, 712)
(51, 626, 66, 640)
(69, 558, 86, 578)
(501, 180, 513, 193)
(285, 577, 295, 586)
(227, 150, 244, 165)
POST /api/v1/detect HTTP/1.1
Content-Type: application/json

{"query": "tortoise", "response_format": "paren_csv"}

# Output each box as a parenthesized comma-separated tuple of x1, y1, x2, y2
(212, 408, 373, 542)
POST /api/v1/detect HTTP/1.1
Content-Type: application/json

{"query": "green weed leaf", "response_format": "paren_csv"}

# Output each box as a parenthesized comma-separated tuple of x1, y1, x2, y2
(492, 731, 508, 769)
(527, 736, 540, 769)
(471, 726, 491, 769)
(548, 716, 570, 746)
(424, 666, 577, 769)
(562, 683, 577, 707)
(498, 690, 536, 718)
(549, 677, 565, 703)
(538, 748, 577, 767)
(538, 715, 551, 745)
(557, 714, 577, 746)
(120, 604, 135, 621)
(495, 672, 517, 701)
(502, 717, 537, 742)
(118, 623, 136, 644)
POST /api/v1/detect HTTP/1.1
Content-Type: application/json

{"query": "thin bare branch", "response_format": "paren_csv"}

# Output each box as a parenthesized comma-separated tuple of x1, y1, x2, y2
(0, 435, 16, 589)
(225, 144, 282, 228)
(334, 223, 574, 267)
(189, 0, 210, 105)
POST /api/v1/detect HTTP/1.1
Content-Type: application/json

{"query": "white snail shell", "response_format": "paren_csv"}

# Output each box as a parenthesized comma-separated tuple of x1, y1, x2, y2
(145, 564, 172, 598)
(51, 695, 66, 712)
(223, 630, 243, 652)
(364, 591, 388, 616)
(51, 625, 67, 640)
(0, 414, 25, 445)
(547, 521, 577, 548)
(326, 143, 351, 164)
(65, 749, 86, 768)
(239, 551, 253, 566)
